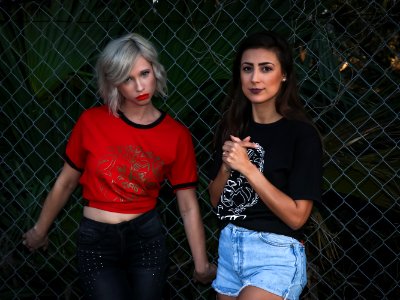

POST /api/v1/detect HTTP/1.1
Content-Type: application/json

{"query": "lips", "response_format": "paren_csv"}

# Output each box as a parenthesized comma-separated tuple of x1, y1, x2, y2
(249, 88, 263, 94)
(136, 93, 150, 101)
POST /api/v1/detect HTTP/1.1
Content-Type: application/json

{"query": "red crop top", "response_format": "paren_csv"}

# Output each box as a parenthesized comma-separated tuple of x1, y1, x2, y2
(65, 105, 198, 214)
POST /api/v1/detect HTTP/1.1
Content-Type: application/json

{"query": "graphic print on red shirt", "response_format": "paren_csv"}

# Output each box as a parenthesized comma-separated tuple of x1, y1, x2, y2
(96, 144, 165, 203)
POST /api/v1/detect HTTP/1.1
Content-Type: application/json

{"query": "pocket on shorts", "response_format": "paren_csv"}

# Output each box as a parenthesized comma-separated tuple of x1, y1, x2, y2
(258, 232, 301, 248)
(257, 232, 307, 291)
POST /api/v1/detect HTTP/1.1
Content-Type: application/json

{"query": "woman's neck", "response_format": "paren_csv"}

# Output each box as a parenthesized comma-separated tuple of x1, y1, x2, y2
(120, 103, 161, 125)
(252, 105, 282, 124)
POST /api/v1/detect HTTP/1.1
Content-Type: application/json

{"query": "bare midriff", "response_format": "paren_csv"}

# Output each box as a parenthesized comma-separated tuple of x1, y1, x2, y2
(83, 206, 143, 224)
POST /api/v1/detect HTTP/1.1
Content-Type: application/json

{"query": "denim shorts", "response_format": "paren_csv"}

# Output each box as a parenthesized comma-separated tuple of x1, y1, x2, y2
(212, 223, 307, 300)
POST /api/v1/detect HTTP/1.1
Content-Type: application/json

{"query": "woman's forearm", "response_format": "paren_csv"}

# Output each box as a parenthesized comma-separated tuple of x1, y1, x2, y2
(242, 163, 313, 230)
(208, 164, 231, 207)
(23, 163, 80, 251)
(36, 164, 79, 232)
(176, 189, 209, 269)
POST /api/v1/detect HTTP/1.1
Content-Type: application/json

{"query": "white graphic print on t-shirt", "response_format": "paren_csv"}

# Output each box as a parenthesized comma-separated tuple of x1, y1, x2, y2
(216, 143, 265, 221)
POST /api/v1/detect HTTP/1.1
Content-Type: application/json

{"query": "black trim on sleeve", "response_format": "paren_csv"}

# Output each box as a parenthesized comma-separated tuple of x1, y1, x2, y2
(172, 181, 198, 191)
(63, 153, 84, 173)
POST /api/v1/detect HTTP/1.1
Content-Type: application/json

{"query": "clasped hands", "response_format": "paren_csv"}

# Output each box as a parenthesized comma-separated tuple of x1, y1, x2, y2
(222, 135, 257, 173)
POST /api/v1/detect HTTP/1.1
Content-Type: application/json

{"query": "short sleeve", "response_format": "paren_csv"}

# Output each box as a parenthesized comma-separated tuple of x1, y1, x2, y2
(288, 125, 323, 203)
(64, 113, 87, 172)
(167, 127, 198, 191)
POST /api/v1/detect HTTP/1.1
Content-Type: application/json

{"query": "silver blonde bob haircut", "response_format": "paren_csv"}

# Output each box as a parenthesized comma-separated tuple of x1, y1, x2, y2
(96, 33, 167, 115)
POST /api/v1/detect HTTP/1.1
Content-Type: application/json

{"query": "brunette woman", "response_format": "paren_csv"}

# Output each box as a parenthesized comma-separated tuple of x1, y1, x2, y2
(209, 31, 322, 300)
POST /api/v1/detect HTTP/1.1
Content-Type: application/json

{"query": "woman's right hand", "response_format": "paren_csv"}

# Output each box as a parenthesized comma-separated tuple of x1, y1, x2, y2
(222, 135, 256, 173)
(20, 163, 81, 252)
(22, 226, 49, 252)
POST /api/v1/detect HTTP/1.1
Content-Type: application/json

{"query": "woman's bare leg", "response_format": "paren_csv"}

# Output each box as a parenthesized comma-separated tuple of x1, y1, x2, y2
(217, 293, 237, 300)
(238, 286, 282, 300)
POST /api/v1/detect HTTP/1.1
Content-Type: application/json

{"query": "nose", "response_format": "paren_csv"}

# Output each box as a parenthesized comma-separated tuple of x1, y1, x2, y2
(135, 79, 144, 92)
(251, 70, 260, 83)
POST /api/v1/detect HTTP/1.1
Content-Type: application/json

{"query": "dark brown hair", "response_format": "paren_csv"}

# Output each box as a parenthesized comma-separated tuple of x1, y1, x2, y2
(215, 30, 311, 148)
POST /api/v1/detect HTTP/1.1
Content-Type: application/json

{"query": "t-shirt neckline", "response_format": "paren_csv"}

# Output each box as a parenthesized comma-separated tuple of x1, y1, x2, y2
(118, 110, 166, 129)
(250, 117, 286, 127)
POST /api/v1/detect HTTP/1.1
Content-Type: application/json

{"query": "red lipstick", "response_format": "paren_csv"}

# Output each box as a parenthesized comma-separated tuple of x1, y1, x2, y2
(136, 93, 150, 101)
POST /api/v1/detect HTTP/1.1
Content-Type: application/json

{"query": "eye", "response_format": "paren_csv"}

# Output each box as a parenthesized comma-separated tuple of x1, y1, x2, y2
(141, 70, 151, 77)
(124, 76, 133, 83)
(261, 65, 273, 72)
(242, 65, 253, 73)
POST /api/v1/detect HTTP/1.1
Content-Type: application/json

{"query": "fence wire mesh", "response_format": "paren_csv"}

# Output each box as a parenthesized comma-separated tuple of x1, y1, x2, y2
(1, 0, 399, 299)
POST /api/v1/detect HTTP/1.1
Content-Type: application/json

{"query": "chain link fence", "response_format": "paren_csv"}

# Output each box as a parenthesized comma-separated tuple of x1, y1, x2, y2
(1, 0, 399, 299)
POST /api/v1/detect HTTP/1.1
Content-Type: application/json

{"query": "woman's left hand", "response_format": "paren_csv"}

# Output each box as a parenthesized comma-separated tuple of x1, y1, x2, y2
(193, 262, 217, 284)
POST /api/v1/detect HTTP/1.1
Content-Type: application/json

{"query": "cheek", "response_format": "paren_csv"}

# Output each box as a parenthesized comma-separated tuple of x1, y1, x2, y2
(143, 76, 156, 93)
(117, 85, 129, 97)
(240, 74, 250, 90)
(240, 73, 247, 84)
(150, 77, 157, 89)
(240, 79, 249, 95)
(118, 83, 137, 100)
(268, 76, 284, 90)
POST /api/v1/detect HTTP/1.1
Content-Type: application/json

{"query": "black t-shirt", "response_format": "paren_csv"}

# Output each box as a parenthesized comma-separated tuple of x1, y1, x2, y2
(209, 118, 322, 239)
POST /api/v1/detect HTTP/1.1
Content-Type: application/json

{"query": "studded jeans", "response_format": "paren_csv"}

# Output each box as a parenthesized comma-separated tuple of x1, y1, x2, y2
(76, 209, 168, 300)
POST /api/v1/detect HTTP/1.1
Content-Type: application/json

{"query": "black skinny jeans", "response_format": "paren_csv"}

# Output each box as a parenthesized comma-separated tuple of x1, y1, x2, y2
(76, 209, 168, 300)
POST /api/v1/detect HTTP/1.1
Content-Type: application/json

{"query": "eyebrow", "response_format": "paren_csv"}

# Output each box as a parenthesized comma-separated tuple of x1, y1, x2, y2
(242, 62, 275, 66)
(126, 68, 151, 77)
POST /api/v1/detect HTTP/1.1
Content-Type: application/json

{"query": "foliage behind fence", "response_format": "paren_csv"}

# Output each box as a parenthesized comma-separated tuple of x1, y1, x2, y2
(1, 0, 399, 299)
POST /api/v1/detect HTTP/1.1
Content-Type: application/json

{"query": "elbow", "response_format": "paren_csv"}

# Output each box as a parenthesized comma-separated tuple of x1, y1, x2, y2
(63, 179, 79, 194)
(208, 181, 220, 208)
(286, 200, 313, 230)
(287, 213, 310, 231)
(289, 220, 306, 231)
(210, 196, 219, 208)
(208, 192, 219, 208)
(54, 179, 78, 195)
